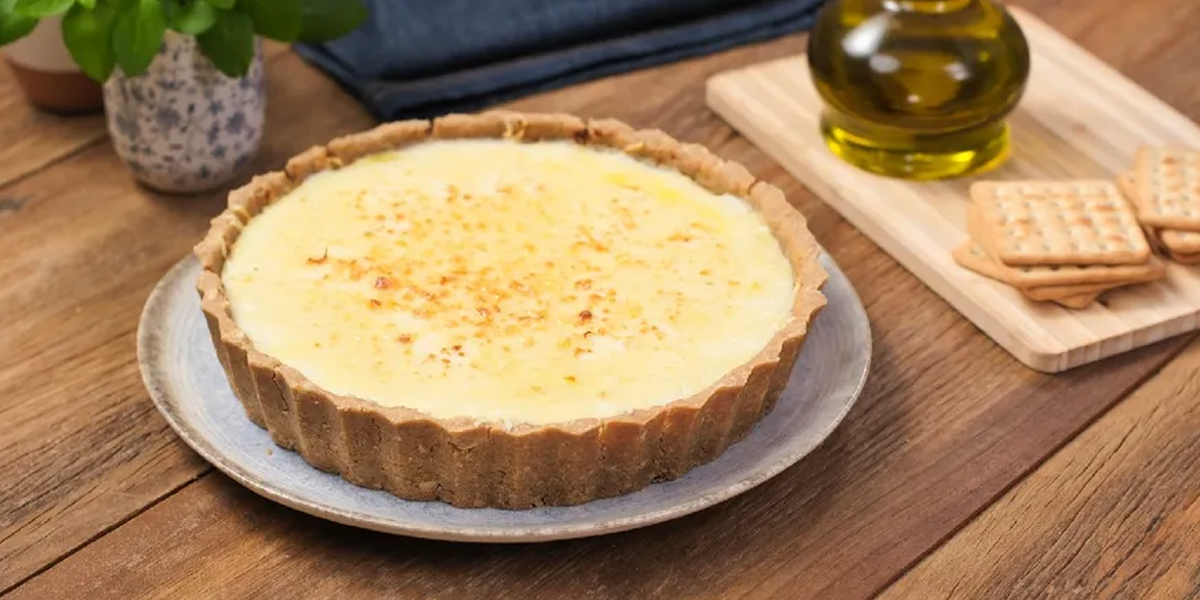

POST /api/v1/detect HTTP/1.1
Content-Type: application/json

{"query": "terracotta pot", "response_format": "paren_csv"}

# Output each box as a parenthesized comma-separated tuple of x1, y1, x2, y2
(103, 32, 266, 194)
(1, 16, 104, 114)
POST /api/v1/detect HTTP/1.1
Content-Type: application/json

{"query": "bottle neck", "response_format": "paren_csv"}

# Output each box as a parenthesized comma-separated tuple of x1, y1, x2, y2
(884, 0, 974, 13)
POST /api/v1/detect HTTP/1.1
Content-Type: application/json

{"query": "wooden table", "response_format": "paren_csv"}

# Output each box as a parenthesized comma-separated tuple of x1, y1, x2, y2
(3, 1, 1199, 598)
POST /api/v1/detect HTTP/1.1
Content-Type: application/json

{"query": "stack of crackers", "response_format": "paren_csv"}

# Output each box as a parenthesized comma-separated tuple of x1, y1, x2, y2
(955, 178, 1165, 309)
(1117, 147, 1200, 265)
(954, 146, 1200, 309)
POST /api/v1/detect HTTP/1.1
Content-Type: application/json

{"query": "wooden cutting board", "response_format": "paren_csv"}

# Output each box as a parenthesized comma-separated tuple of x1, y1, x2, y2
(705, 6, 1200, 373)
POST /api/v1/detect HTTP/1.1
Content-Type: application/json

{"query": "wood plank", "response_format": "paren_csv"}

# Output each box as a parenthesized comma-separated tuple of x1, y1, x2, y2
(2, 341, 1188, 600)
(4, 28, 1197, 597)
(705, 6, 1200, 374)
(878, 337, 1200, 600)
(0, 49, 375, 593)
(0, 69, 106, 186)
(5, 1, 1200, 597)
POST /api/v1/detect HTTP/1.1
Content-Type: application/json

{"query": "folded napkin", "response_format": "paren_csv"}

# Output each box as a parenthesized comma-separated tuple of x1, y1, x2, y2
(295, 0, 826, 121)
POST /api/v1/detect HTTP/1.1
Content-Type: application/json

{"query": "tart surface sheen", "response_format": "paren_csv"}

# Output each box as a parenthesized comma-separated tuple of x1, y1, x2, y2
(221, 139, 796, 425)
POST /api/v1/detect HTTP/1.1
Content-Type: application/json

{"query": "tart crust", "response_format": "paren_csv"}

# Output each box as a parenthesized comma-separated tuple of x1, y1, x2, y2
(193, 111, 828, 509)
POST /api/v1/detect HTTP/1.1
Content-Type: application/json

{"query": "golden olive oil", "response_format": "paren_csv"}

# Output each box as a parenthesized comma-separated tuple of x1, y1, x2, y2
(807, 0, 1031, 180)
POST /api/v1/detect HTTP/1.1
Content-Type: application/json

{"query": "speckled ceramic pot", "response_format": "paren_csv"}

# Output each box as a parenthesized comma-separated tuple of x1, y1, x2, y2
(103, 32, 265, 194)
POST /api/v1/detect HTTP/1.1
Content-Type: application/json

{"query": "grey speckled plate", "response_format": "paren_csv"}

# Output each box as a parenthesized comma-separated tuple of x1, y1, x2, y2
(138, 253, 870, 543)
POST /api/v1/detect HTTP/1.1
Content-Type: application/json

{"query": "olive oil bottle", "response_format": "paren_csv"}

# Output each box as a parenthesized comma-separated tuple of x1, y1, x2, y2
(806, 0, 1031, 180)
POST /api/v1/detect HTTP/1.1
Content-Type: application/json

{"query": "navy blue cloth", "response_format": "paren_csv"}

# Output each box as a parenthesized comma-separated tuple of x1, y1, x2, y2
(295, 0, 826, 120)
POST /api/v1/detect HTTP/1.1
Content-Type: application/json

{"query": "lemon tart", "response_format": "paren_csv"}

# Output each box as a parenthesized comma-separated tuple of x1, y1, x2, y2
(193, 112, 827, 509)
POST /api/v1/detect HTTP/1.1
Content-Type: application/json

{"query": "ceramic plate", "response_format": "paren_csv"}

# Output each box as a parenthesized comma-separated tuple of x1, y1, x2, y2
(138, 253, 871, 543)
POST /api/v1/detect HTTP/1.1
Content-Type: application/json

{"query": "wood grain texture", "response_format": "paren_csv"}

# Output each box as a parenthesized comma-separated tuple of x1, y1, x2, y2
(1, 340, 1188, 600)
(4, 1, 1200, 598)
(705, 6, 1200, 373)
(6, 3, 1200, 595)
(0, 66, 105, 186)
(0, 50, 373, 593)
(879, 336, 1200, 600)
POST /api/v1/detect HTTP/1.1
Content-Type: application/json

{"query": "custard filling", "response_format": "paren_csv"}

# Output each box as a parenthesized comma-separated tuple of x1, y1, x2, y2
(221, 139, 796, 424)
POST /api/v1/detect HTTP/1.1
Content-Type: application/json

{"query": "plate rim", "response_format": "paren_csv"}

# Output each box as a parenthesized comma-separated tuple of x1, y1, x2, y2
(137, 252, 871, 542)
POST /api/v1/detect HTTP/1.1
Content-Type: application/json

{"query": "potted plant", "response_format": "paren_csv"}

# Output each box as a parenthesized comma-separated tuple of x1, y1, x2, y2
(0, 0, 367, 193)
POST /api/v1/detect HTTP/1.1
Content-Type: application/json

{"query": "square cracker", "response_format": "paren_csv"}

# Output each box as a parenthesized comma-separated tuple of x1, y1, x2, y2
(1119, 171, 1200, 255)
(1160, 229, 1200, 254)
(1054, 293, 1102, 310)
(953, 243, 1125, 301)
(953, 244, 1104, 308)
(1170, 251, 1200, 265)
(1130, 147, 1200, 229)
(970, 180, 1150, 266)
(966, 208, 1167, 287)
(1023, 282, 1114, 302)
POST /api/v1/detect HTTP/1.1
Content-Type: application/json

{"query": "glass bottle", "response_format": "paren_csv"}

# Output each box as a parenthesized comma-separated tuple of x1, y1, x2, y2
(806, 0, 1031, 180)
